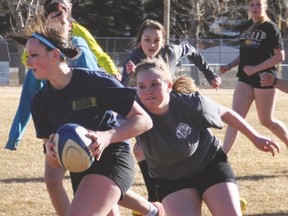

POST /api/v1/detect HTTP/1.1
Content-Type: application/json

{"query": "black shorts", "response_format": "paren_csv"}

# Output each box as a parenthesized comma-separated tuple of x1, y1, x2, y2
(237, 72, 275, 89)
(70, 143, 135, 200)
(155, 149, 236, 202)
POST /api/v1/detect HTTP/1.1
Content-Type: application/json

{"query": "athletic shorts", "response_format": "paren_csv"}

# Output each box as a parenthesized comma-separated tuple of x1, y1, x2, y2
(70, 143, 135, 200)
(155, 149, 236, 201)
(237, 71, 275, 89)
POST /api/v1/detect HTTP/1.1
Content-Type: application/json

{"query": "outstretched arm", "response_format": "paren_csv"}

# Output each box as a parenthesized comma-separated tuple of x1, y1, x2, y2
(220, 105, 280, 156)
(219, 56, 240, 74)
(187, 46, 221, 89)
(88, 101, 152, 161)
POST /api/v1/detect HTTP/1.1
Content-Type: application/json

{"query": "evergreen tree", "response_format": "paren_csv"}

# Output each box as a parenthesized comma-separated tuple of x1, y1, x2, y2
(1, 0, 288, 38)
(72, 0, 144, 37)
(143, 0, 163, 22)
(0, 3, 10, 36)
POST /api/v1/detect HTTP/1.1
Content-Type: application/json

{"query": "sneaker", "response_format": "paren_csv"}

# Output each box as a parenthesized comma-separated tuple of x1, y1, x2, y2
(131, 202, 165, 216)
(132, 210, 143, 216)
(152, 201, 165, 216)
(131, 210, 142, 216)
(240, 198, 248, 214)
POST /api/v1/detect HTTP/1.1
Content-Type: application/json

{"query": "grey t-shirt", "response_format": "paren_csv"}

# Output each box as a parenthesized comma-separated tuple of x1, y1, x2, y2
(136, 92, 223, 180)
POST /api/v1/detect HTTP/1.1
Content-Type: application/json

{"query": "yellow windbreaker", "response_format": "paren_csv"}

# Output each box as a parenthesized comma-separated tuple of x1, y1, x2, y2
(22, 21, 119, 76)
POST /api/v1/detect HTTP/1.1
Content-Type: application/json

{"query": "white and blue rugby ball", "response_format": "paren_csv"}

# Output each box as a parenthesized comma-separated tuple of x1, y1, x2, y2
(53, 123, 94, 173)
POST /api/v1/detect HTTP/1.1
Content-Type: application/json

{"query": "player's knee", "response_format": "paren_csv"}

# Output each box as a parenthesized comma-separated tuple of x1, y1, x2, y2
(259, 118, 273, 128)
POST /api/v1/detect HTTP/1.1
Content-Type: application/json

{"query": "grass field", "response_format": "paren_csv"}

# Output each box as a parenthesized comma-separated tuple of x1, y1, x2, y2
(0, 86, 288, 216)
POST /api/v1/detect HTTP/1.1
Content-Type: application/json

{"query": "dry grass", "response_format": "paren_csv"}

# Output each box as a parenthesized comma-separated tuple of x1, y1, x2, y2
(0, 86, 287, 216)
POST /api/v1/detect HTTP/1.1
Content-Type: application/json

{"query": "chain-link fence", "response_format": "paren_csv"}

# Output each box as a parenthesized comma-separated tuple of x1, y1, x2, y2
(0, 35, 10, 85)
(5, 37, 288, 87)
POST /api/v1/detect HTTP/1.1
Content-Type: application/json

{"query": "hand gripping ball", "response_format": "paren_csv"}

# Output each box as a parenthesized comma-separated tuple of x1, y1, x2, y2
(53, 123, 94, 173)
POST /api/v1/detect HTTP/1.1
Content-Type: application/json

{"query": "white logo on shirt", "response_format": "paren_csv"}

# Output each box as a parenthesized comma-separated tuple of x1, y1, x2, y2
(176, 123, 191, 139)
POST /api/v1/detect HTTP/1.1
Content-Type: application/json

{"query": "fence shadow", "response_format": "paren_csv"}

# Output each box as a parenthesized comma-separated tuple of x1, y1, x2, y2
(237, 169, 288, 182)
(245, 213, 288, 216)
(0, 175, 70, 184)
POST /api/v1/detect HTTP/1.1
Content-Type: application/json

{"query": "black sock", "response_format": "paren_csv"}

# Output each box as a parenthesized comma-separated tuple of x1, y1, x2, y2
(138, 160, 158, 202)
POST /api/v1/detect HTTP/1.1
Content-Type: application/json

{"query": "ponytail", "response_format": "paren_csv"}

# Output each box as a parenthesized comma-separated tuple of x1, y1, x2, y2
(172, 76, 198, 94)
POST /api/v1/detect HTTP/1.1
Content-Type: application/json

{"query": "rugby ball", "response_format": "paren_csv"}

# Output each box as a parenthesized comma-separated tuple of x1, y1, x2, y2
(53, 123, 94, 173)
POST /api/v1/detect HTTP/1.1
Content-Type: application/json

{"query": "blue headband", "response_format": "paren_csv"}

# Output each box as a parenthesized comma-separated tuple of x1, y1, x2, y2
(32, 33, 66, 59)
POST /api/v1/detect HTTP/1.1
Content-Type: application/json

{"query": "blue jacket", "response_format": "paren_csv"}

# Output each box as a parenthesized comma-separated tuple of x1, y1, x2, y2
(5, 37, 99, 150)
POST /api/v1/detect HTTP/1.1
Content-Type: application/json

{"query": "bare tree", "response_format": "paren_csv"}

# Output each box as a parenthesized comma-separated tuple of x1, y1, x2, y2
(269, 0, 288, 35)
(163, 0, 171, 43)
(168, 0, 288, 42)
(5, 0, 41, 84)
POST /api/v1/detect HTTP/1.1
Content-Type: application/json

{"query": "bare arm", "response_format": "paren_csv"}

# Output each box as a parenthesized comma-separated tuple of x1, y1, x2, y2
(243, 49, 284, 76)
(220, 105, 280, 156)
(43, 137, 62, 168)
(108, 101, 152, 143)
(260, 72, 288, 93)
(273, 78, 288, 93)
(88, 101, 152, 160)
(219, 56, 240, 74)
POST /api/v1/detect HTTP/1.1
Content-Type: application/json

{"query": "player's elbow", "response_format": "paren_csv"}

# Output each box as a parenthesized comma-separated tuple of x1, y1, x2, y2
(276, 50, 285, 63)
(143, 112, 153, 132)
(280, 51, 285, 62)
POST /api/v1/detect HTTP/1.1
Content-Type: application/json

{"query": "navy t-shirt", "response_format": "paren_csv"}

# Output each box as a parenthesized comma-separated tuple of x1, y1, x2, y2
(31, 68, 136, 147)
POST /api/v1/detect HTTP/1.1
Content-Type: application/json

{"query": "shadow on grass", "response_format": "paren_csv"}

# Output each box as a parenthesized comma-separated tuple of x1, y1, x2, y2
(0, 176, 70, 184)
(237, 172, 288, 181)
(245, 213, 288, 216)
(132, 182, 145, 187)
(1, 173, 286, 184)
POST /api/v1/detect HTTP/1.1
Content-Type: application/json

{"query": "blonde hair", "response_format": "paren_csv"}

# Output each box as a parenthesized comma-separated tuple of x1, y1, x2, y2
(135, 58, 198, 94)
(246, 0, 270, 32)
(172, 76, 198, 94)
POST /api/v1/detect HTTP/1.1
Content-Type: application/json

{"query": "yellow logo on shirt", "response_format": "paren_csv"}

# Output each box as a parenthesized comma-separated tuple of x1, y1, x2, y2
(72, 97, 97, 110)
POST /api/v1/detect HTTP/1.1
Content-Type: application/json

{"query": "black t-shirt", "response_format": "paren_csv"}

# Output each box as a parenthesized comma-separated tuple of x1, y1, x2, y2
(238, 20, 284, 80)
